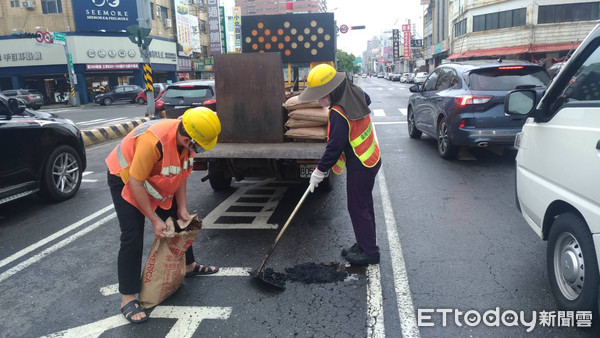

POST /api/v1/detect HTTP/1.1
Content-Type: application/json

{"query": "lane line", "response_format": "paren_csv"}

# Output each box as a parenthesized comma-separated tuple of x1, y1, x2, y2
(0, 205, 114, 269)
(373, 121, 407, 125)
(378, 169, 420, 337)
(0, 212, 117, 283)
(367, 264, 385, 337)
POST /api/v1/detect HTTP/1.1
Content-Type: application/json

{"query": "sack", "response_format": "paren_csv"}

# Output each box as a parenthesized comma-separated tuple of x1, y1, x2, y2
(284, 126, 327, 140)
(139, 215, 202, 309)
(285, 117, 326, 128)
(284, 95, 322, 111)
(287, 107, 328, 123)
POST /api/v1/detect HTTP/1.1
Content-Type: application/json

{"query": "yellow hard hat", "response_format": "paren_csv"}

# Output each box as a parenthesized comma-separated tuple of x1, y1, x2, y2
(297, 64, 346, 103)
(181, 107, 221, 151)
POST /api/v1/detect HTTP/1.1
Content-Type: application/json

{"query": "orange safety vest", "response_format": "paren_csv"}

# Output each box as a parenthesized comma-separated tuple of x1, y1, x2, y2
(105, 119, 194, 214)
(328, 105, 381, 174)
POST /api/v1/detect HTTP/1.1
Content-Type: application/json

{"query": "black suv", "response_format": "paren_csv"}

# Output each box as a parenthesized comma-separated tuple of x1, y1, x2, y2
(407, 60, 550, 158)
(155, 80, 216, 118)
(0, 94, 86, 204)
(94, 85, 143, 106)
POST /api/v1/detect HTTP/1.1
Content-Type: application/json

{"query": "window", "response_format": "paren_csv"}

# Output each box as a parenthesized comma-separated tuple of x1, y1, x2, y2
(468, 67, 550, 91)
(150, 3, 154, 19)
(10, 1, 19, 7)
(454, 18, 467, 38)
(423, 71, 439, 91)
(561, 45, 600, 102)
(200, 20, 207, 33)
(473, 8, 526, 32)
(538, 2, 600, 24)
(42, 0, 63, 14)
(435, 69, 459, 91)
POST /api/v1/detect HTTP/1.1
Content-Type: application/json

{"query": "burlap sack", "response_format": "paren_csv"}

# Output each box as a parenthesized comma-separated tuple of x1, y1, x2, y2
(287, 107, 328, 123)
(284, 126, 328, 140)
(284, 95, 322, 111)
(285, 117, 326, 128)
(139, 216, 202, 309)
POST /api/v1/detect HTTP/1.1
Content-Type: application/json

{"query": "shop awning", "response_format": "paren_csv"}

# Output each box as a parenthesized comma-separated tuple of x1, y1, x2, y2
(447, 42, 582, 60)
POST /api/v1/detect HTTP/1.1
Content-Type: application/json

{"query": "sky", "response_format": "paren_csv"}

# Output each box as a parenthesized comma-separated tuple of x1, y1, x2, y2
(327, 0, 426, 57)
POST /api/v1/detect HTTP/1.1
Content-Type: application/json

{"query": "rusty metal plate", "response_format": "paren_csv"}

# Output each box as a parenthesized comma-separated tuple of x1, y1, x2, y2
(214, 53, 286, 143)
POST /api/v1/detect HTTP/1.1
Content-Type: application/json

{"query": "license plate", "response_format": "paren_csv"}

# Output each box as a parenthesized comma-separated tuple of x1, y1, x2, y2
(299, 164, 329, 178)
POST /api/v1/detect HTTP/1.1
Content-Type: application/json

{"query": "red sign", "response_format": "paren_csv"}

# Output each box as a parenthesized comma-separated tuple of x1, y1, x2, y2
(402, 24, 411, 32)
(43, 32, 53, 44)
(340, 24, 349, 34)
(35, 30, 44, 43)
(404, 31, 411, 59)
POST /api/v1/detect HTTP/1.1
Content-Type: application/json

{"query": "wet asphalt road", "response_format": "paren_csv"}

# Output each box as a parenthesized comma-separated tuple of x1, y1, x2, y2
(1, 77, 599, 337)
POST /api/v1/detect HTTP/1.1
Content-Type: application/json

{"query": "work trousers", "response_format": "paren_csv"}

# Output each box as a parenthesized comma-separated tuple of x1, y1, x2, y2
(107, 172, 195, 295)
(346, 161, 381, 256)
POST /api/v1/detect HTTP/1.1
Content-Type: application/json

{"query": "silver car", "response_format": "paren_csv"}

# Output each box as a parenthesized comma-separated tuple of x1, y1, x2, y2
(413, 72, 429, 84)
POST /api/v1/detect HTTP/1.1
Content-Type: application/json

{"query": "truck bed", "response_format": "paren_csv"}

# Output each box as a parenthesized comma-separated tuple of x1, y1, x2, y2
(194, 142, 326, 159)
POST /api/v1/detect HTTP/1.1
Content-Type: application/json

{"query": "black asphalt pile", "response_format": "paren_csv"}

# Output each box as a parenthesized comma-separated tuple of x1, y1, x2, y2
(284, 262, 348, 284)
(261, 268, 287, 288)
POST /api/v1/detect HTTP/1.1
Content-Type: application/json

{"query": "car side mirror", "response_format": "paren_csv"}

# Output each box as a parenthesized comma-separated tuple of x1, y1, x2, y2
(409, 85, 420, 93)
(8, 98, 25, 115)
(504, 90, 536, 116)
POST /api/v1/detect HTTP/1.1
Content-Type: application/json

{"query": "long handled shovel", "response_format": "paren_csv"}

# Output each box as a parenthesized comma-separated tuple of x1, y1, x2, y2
(251, 186, 312, 290)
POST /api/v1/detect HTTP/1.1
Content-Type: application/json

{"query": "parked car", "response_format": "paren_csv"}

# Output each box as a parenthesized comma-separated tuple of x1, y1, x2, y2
(0, 93, 86, 204)
(0, 89, 44, 109)
(135, 83, 169, 104)
(93, 85, 143, 106)
(156, 80, 216, 118)
(390, 73, 402, 81)
(413, 72, 429, 84)
(505, 24, 600, 316)
(407, 60, 550, 158)
(406, 73, 416, 83)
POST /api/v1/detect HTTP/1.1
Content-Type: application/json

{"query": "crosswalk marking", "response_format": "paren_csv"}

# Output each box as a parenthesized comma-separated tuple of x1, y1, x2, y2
(373, 109, 386, 117)
(82, 171, 97, 183)
(77, 117, 129, 127)
(398, 108, 407, 116)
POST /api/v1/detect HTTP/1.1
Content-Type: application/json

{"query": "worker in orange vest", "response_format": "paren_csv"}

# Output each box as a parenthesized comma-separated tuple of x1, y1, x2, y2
(298, 64, 381, 266)
(105, 107, 221, 323)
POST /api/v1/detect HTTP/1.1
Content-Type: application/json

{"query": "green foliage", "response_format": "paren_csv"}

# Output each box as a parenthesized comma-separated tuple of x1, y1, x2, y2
(336, 50, 356, 73)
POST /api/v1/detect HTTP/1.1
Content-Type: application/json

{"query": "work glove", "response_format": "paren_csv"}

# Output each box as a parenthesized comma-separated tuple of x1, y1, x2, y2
(309, 168, 325, 193)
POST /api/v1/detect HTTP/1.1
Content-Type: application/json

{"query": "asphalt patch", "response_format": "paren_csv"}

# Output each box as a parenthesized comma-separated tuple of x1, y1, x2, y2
(257, 263, 353, 290)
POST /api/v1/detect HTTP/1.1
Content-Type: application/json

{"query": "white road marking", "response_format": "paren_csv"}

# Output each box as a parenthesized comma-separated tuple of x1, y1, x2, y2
(78, 117, 129, 126)
(367, 264, 385, 337)
(372, 126, 420, 338)
(0, 211, 117, 283)
(398, 108, 407, 116)
(373, 109, 386, 117)
(203, 179, 288, 229)
(378, 169, 420, 338)
(373, 121, 407, 125)
(82, 171, 98, 183)
(43, 306, 232, 338)
(99, 267, 254, 296)
(0, 205, 114, 270)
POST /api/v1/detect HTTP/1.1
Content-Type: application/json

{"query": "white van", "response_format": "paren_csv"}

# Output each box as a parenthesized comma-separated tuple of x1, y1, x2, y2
(505, 24, 600, 314)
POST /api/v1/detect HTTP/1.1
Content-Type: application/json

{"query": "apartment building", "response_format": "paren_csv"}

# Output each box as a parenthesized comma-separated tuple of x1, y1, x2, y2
(0, 1, 197, 104)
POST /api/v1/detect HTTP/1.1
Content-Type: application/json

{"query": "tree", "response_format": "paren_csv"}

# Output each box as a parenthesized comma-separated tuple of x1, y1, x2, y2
(336, 50, 356, 73)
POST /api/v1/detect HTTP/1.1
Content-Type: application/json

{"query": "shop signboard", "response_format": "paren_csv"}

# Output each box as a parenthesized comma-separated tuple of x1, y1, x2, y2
(175, 0, 193, 57)
(219, 6, 227, 53)
(190, 15, 202, 54)
(233, 7, 242, 52)
(207, 0, 221, 56)
(392, 29, 400, 59)
(72, 0, 138, 33)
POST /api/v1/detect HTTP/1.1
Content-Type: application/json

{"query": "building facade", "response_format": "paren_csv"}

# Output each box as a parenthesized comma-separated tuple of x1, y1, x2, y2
(235, 0, 326, 16)
(0, 0, 213, 104)
(446, 0, 599, 65)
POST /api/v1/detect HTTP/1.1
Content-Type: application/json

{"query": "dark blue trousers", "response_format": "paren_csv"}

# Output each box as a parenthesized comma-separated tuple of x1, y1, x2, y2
(346, 161, 381, 255)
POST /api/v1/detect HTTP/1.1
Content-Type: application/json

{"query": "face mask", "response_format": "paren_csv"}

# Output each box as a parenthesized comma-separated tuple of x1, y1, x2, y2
(318, 96, 331, 108)
(189, 139, 205, 153)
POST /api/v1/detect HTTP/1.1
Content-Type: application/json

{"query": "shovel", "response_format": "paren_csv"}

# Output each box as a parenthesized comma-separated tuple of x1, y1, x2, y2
(251, 186, 312, 290)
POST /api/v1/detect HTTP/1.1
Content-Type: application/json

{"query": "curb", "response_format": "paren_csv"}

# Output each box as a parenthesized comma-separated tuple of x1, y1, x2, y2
(82, 118, 150, 147)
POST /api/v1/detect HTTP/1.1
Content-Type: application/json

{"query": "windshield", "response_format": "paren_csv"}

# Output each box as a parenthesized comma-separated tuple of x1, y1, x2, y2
(468, 67, 550, 91)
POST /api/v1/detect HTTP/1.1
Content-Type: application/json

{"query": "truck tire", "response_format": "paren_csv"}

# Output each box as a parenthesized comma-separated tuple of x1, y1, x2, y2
(547, 212, 599, 314)
(208, 161, 232, 191)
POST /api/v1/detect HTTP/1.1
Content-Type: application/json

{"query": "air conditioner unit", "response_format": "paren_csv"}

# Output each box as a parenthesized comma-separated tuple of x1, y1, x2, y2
(165, 19, 172, 28)
(22, 1, 35, 9)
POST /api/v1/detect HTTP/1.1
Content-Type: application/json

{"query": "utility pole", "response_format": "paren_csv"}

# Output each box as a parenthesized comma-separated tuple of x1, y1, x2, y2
(51, 31, 78, 106)
(131, 0, 155, 118)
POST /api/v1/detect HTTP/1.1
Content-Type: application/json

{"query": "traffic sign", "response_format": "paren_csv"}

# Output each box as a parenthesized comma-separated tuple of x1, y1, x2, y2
(53, 32, 66, 45)
(43, 32, 53, 44)
(35, 30, 44, 43)
(340, 24, 349, 34)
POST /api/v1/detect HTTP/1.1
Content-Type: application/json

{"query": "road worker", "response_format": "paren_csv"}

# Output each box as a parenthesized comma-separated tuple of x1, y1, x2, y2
(297, 64, 382, 266)
(105, 107, 221, 323)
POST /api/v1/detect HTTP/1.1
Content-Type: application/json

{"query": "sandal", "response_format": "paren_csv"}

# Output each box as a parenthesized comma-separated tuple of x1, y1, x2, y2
(185, 263, 219, 277)
(120, 300, 148, 324)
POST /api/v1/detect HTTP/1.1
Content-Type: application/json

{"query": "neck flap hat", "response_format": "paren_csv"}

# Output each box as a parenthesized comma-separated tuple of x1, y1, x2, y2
(298, 64, 371, 120)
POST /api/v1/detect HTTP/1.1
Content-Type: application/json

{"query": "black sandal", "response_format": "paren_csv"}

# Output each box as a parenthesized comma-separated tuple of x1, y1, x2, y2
(121, 300, 148, 323)
(185, 264, 219, 277)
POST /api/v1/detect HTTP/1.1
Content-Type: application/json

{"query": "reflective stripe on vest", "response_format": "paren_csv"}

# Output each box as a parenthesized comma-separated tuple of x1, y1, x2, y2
(329, 106, 380, 173)
(144, 180, 171, 202)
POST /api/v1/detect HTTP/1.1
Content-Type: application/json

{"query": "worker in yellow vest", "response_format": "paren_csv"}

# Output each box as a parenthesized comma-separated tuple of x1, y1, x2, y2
(105, 107, 221, 323)
(297, 64, 382, 265)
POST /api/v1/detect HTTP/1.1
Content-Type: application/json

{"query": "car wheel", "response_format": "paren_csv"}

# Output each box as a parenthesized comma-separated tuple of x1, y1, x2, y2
(137, 97, 147, 105)
(547, 212, 600, 314)
(208, 160, 232, 191)
(103, 97, 113, 106)
(407, 107, 422, 139)
(437, 116, 458, 159)
(40, 145, 83, 202)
